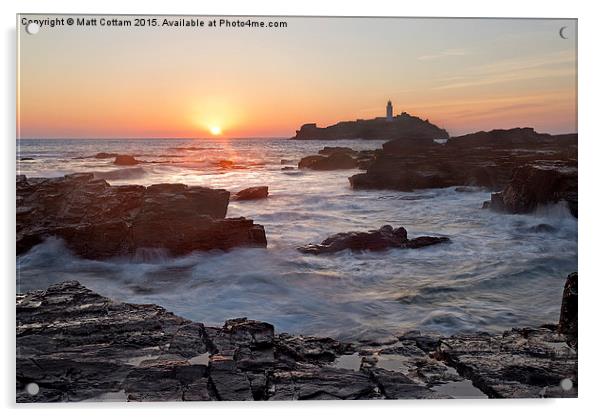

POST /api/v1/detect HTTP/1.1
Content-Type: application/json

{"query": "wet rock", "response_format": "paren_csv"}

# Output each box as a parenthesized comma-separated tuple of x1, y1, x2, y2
(486, 163, 578, 218)
(16, 174, 267, 259)
(234, 186, 269, 201)
(267, 366, 378, 400)
(298, 153, 357, 170)
(559, 272, 577, 344)
(318, 146, 358, 156)
(114, 155, 140, 165)
(437, 327, 577, 398)
(298, 225, 449, 254)
(349, 128, 577, 192)
(16, 281, 577, 402)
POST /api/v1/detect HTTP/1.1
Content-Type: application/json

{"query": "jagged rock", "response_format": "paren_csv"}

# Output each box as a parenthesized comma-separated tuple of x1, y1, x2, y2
(349, 128, 577, 192)
(487, 163, 578, 218)
(291, 112, 448, 141)
(114, 155, 140, 165)
(559, 272, 577, 343)
(298, 153, 357, 170)
(234, 186, 269, 201)
(298, 225, 449, 254)
(16, 174, 267, 259)
(437, 326, 577, 398)
(16, 281, 577, 402)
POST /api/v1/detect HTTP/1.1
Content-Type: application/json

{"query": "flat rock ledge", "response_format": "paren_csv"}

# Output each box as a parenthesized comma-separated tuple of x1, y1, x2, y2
(298, 225, 450, 255)
(16, 279, 577, 402)
(16, 174, 267, 259)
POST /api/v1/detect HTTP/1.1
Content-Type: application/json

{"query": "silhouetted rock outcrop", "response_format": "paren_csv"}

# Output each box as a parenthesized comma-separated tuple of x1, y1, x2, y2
(16, 280, 577, 402)
(292, 112, 449, 141)
(486, 163, 578, 218)
(349, 128, 577, 192)
(298, 225, 450, 254)
(298, 153, 358, 170)
(16, 174, 267, 259)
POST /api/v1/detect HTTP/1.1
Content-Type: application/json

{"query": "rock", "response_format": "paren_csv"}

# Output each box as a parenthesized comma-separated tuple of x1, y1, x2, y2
(94, 152, 119, 159)
(16, 174, 267, 259)
(114, 155, 140, 165)
(298, 225, 449, 254)
(558, 272, 577, 344)
(437, 326, 577, 398)
(318, 146, 358, 156)
(349, 128, 577, 192)
(292, 112, 449, 141)
(20, 157, 35, 161)
(16, 281, 577, 402)
(298, 153, 358, 170)
(486, 163, 578, 218)
(234, 186, 269, 201)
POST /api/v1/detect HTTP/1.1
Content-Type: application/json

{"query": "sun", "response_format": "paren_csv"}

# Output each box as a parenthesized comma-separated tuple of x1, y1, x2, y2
(209, 126, 222, 136)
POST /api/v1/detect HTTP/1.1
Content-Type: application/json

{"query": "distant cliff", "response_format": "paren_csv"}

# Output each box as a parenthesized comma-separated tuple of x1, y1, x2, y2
(291, 112, 449, 140)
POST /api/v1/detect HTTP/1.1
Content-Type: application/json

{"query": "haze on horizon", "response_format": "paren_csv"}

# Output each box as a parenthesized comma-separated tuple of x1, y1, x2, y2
(17, 16, 577, 139)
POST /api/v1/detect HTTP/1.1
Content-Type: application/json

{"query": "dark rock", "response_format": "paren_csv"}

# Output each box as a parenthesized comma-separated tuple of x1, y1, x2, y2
(524, 223, 557, 233)
(94, 152, 119, 159)
(349, 128, 577, 193)
(16, 281, 577, 402)
(16, 174, 267, 259)
(292, 112, 448, 141)
(318, 146, 358, 156)
(486, 163, 578, 218)
(558, 272, 577, 344)
(114, 155, 140, 165)
(298, 225, 449, 254)
(437, 327, 577, 398)
(234, 186, 269, 201)
(20, 157, 35, 161)
(298, 153, 357, 170)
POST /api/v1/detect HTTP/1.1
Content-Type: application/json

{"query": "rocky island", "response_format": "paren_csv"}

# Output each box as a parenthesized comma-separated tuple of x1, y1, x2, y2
(292, 111, 449, 141)
(16, 274, 577, 402)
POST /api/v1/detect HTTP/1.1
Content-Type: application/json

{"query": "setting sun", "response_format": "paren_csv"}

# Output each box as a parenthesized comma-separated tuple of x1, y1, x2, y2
(209, 126, 222, 136)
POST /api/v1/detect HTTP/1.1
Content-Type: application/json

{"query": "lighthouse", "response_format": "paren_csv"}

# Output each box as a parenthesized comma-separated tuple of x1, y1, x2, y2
(386, 100, 393, 121)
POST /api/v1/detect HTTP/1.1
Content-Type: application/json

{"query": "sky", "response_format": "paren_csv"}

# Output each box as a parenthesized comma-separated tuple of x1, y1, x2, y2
(17, 16, 577, 138)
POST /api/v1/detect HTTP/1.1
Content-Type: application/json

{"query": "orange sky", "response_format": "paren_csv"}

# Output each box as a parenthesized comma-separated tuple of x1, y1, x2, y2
(17, 16, 577, 138)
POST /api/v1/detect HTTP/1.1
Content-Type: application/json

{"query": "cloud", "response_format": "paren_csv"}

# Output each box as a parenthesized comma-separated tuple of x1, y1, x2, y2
(432, 50, 576, 90)
(417, 49, 469, 61)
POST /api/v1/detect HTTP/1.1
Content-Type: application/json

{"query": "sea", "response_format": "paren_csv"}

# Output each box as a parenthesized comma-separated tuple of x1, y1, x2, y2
(16, 138, 578, 341)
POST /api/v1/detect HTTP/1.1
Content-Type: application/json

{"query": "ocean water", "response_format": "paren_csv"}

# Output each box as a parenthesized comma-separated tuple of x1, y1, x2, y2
(16, 138, 578, 341)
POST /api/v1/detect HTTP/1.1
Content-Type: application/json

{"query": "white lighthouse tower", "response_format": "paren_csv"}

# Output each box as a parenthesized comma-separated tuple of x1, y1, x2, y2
(386, 100, 393, 121)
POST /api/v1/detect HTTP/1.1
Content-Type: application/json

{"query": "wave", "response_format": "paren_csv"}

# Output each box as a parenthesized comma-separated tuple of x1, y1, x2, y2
(93, 167, 147, 181)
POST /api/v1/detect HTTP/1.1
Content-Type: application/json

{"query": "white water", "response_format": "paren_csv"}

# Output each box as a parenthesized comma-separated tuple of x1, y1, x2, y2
(16, 138, 577, 341)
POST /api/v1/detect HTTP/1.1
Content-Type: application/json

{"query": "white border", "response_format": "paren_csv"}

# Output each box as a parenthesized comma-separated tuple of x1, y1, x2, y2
(2, 1, 599, 416)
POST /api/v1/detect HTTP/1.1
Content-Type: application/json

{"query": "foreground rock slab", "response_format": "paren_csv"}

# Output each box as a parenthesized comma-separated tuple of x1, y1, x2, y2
(298, 225, 450, 254)
(16, 279, 577, 402)
(16, 174, 267, 259)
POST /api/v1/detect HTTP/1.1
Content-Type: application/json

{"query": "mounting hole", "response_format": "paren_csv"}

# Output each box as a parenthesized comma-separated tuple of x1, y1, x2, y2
(25, 382, 39, 395)
(560, 378, 573, 391)
(26, 23, 40, 35)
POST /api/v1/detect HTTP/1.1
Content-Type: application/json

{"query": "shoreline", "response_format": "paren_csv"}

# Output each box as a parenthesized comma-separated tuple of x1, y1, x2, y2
(16, 278, 577, 402)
